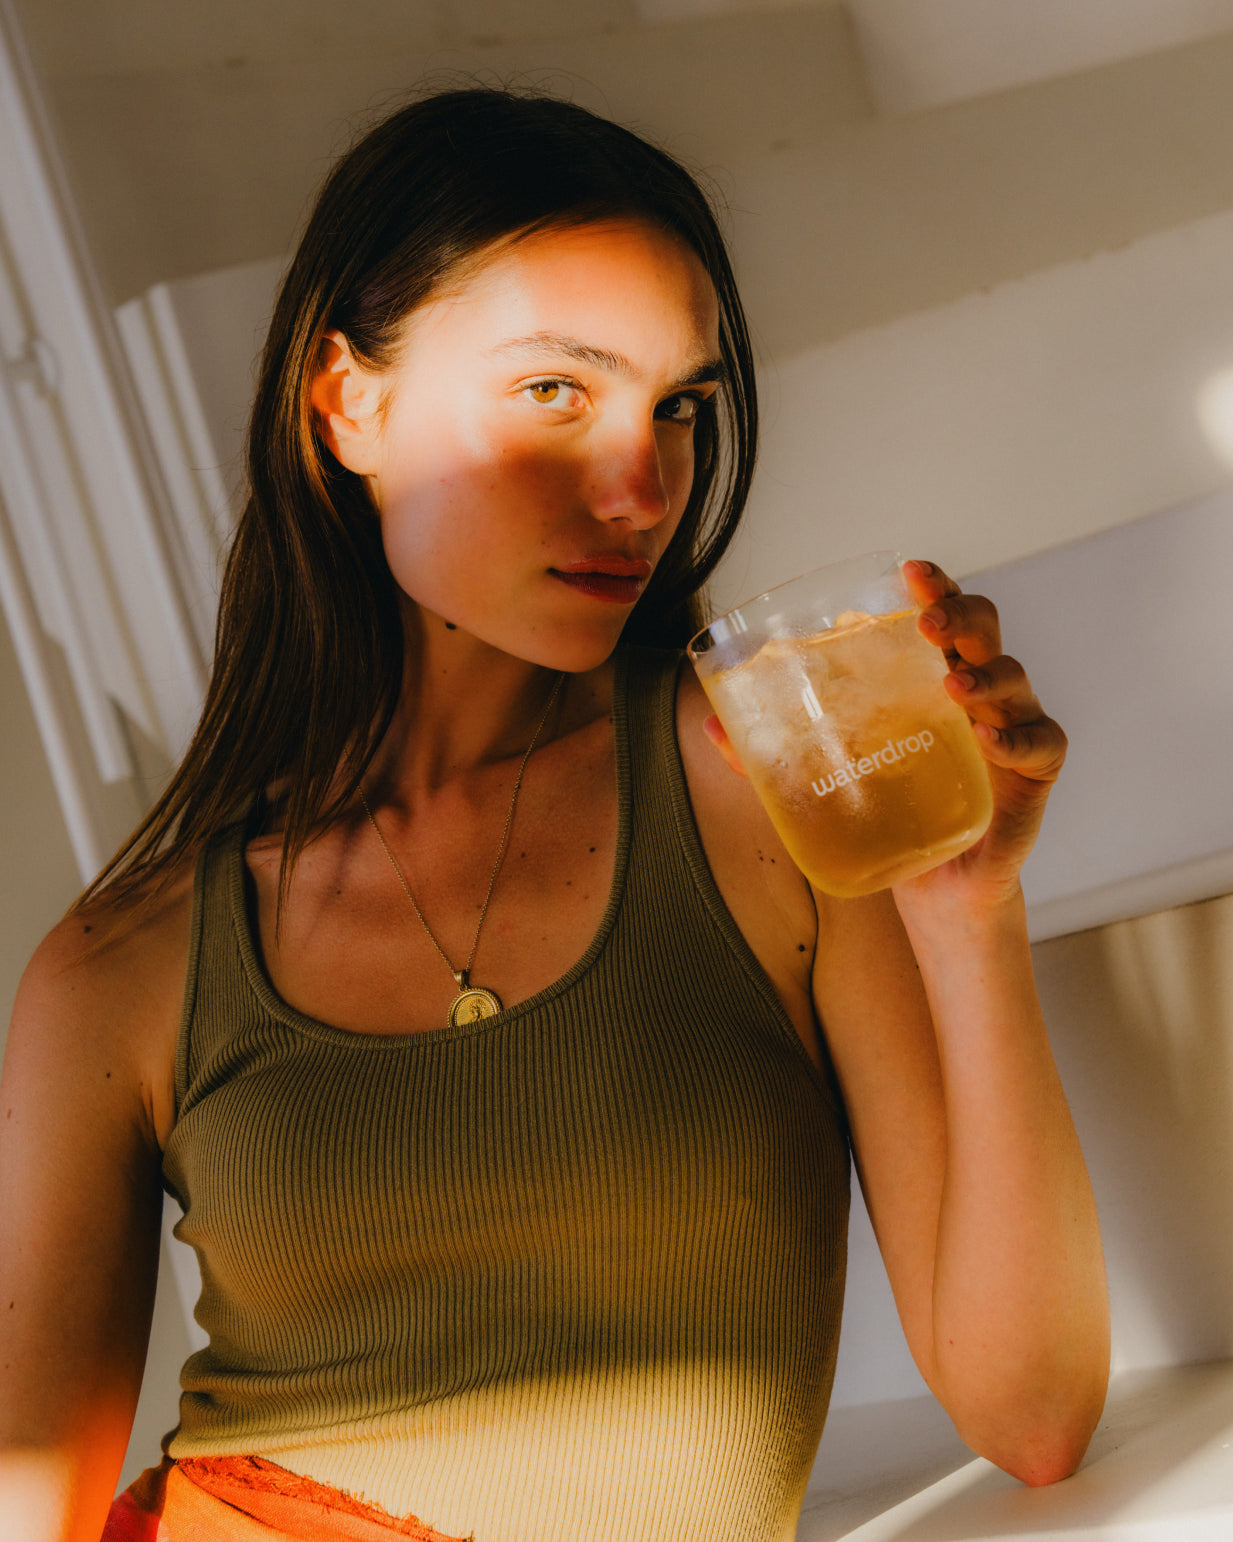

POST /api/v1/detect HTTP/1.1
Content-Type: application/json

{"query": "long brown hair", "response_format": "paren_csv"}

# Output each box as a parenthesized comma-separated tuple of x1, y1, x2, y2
(79, 86, 758, 912)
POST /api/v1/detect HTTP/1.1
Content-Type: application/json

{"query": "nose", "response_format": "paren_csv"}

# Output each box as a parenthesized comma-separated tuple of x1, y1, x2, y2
(587, 420, 673, 529)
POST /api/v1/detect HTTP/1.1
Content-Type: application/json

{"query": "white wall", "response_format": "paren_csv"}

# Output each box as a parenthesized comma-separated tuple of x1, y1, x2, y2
(716, 210, 1233, 604)
(1041, 897, 1233, 1377)
(0, 603, 79, 1031)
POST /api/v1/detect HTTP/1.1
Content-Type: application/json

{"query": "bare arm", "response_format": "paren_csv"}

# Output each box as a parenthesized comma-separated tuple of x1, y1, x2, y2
(811, 562, 1108, 1484)
(813, 885, 1108, 1484)
(0, 893, 184, 1540)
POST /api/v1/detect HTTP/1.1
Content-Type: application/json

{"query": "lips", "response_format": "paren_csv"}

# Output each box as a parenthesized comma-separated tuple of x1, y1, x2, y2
(550, 556, 653, 605)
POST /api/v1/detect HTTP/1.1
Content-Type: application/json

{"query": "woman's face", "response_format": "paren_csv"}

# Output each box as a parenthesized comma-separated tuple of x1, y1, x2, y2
(317, 218, 724, 672)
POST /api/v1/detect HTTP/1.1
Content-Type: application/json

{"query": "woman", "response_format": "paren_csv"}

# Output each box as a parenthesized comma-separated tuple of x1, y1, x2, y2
(0, 88, 1109, 1541)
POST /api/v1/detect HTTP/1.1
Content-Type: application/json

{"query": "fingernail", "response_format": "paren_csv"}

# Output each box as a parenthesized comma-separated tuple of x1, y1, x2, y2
(975, 722, 1001, 743)
(954, 670, 976, 691)
(911, 560, 935, 575)
(922, 606, 947, 629)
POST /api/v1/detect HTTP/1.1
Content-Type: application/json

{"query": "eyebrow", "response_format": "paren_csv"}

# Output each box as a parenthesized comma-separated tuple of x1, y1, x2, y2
(489, 331, 728, 389)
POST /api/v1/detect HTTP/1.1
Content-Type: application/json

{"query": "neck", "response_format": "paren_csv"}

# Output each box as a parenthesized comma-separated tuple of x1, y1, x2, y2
(365, 606, 572, 805)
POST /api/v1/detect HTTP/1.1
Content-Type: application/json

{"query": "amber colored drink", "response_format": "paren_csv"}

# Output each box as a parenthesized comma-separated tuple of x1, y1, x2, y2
(695, 605, 993, 897)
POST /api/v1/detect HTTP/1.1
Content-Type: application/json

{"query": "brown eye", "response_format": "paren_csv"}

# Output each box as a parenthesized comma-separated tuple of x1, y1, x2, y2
(528, 382, 561, 403)
(657, 393, 702, 424)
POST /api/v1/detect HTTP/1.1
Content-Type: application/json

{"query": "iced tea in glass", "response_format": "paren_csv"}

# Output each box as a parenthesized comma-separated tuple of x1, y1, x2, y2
(688, 553, 993, 897)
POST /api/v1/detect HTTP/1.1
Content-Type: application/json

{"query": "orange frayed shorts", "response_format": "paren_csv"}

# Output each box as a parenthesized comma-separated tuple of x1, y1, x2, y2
(102, 1455, 469, 1541)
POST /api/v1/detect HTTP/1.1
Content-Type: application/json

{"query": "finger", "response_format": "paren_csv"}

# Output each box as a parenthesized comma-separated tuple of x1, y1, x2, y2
(902, 558, 962, 606)
(973, 713, 1068, 785)
(703, 714, 748, 778)
(945, 653, 1043, 730)
(917, 592, 1003, 667)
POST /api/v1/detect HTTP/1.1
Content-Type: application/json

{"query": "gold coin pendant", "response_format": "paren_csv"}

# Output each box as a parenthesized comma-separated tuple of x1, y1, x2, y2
(448, 985, 503, 1027)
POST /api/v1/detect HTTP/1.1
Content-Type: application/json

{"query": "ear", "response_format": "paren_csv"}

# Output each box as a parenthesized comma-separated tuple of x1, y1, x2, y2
(310, 330, 385, 476)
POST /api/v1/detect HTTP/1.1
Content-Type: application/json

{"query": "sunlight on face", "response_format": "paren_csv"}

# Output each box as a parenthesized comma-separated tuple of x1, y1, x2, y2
(365, 219, 723, 672)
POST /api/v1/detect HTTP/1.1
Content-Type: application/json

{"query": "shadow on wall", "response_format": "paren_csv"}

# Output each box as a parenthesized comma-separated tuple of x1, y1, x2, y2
(1033, 893, 1233, 1374)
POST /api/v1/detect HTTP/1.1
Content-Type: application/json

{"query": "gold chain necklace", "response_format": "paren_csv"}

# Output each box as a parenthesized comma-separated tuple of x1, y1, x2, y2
(359, 671, 565, 1029)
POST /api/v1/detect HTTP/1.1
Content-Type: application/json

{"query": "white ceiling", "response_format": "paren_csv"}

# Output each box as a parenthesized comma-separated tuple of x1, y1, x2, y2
(845, 0, 1233, 112)
(632, 0, 824, 24)
(632, 0, 1233, 110)
(24, 0, 1233, 113)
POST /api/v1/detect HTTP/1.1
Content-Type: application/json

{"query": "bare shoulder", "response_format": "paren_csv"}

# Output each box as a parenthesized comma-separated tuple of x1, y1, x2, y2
(7, 862, 196, 1154)
(674, 663, 821, 1057)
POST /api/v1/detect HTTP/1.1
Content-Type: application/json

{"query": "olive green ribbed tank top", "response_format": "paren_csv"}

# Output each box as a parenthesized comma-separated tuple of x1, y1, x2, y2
(162, 647, 850, 1541)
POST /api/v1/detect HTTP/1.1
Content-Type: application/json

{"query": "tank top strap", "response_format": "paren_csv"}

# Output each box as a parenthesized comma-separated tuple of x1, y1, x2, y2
(616, 645, 781, 998)
(174, 809, 257, 1115)
(616, 644, 682, 797)
(616, 645, 690, 892)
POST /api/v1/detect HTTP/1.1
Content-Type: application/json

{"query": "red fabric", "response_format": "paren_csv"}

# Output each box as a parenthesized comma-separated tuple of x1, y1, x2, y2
(101, 1487, 164, 1541)
(102, 1456, 468, 1541)
(101, 1459, 171, 1540)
